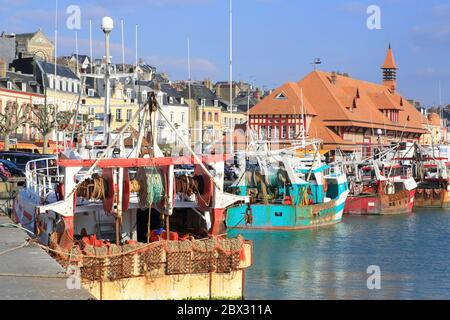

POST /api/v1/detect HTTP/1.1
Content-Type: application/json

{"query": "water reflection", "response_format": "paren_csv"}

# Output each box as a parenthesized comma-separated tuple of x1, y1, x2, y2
(230, 210, 450, 300)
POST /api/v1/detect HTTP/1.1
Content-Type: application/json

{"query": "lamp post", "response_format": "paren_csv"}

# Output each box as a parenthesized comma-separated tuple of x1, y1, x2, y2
(101, 16, 114, 145)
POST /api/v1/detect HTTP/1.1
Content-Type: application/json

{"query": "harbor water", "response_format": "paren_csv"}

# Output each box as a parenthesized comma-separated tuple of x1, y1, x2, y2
(229, 209, 450, 300)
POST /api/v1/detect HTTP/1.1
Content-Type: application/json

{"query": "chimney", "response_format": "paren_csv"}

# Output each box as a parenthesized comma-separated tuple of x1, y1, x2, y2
(0, 59, 6, 78)
(331, 72, 337, 85)
(253, 88, 261, 101)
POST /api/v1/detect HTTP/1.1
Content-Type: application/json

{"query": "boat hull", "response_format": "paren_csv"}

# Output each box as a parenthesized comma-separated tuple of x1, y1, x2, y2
(227, 191, 348, 231)
(414, 188, 450, 208)
(344, 189, 416, 215)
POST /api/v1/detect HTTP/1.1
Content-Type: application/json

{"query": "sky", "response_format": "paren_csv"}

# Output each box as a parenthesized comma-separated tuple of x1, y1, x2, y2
(1, 0, 450, 107)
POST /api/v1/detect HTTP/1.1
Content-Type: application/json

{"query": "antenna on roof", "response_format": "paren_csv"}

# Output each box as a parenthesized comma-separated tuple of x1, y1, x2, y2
(135, 25, 138, 68)
(121, 19, 125, 72)
(312, 58, 322, 71)
(89, 20, 93, 73)
(75, 31, 79, 77)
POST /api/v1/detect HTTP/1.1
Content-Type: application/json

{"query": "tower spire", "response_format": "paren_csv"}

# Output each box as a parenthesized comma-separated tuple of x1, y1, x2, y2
(381, 44, 398, 92)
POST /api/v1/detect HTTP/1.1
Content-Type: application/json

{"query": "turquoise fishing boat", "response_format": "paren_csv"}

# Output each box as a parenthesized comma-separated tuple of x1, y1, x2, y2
(226, 148, 349, 230)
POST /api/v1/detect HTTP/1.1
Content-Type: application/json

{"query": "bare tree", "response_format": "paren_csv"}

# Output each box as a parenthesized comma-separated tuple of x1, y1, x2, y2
(0, 101, 30, 151)
(30, 104, 75, 154)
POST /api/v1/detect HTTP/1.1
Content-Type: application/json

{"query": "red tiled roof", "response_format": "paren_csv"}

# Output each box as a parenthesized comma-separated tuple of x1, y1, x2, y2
(297, 71, 425, 134)
(250, 82, 317, 116)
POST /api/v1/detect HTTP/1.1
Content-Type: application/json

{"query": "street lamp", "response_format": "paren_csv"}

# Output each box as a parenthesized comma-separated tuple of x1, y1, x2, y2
(101, 16, 114, 145)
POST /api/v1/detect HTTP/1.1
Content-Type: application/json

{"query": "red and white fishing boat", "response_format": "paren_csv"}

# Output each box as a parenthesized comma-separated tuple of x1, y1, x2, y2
(344, 160, 417, 215)
(12, 17, 252, 300)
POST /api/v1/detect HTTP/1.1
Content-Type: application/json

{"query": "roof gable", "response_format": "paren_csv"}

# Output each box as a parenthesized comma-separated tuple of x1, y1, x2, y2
(250, 82, 317, 116)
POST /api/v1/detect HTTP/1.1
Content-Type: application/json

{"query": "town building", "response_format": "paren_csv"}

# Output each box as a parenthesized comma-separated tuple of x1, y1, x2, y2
(183, 84, 225, 151)
(0, 67, 45, 140)
(15, 30, 54, 61)
(249, 45, 426, 155)
(420, 113, 442, 146)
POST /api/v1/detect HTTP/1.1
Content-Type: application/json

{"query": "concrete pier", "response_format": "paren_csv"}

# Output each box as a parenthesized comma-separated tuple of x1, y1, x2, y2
(0, 215, 94, 300)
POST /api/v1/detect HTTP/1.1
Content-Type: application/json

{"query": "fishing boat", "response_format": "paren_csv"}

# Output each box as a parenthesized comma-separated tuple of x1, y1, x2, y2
(12, 17, 253, 300)
(414, 160, 450, 208)
(226, 141, 349, 230)
(344, 161, 417, 215)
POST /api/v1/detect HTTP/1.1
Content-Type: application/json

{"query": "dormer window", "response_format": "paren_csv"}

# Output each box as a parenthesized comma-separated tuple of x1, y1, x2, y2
(7, 81, 13, 90)
(21, 83, 27, 92)
(169, 97, 174, 104)
(88, 89, 95, 97)
(201, 99, 206, 107)
(181, 97, 185, 105)
(275, 92, 287, 100)
(214, 99, 219, 107)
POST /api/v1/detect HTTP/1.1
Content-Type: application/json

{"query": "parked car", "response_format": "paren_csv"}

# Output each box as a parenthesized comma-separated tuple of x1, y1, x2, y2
(0, 159, 25, 177)
(0, 151, 53, 171)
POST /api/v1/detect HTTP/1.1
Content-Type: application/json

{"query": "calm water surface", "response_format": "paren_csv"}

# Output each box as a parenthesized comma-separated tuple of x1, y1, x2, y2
(229, 209, 450, 300)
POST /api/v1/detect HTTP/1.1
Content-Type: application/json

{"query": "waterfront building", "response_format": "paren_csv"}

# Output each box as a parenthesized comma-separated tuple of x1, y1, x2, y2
(15, 30, 54, 62)
(420, 113, 444, 146)
(183, 84, 224, 150)
(249, 45, 426, 155)
(0, 64, 45, 140)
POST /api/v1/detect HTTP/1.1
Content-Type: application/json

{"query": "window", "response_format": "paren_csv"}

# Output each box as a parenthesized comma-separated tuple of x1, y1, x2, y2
(116, 109, 122, 121)
(289, 126, 295, 139)
(275, 92, 287, 100)
(142, 91, 147, 102)
(201, 99, 206, 107)
(208, 112, 212, 122)
(214, 100, 219, 107)
(89, 107, 95, 116)
(126, 89, 132, 99)
(181, 98, 185, 105)
(282, 126, 287, 139)
(61, 80, 66, 91)
(7, 81, 13, 90)
(21, 83, 27, 92)
(127, 109, 132, 122)
(170, 112, 174, 123)
(74, 83, 78, 93)
(67, 81, 72, 92)
(215, 113, 219, 122)
(224, 117, 228, 125)
(268, 126, 272, 139)
(202, 112, 205, 121)
(260, 126, 267, 139)
(181, 112, 185, 124)
(55, 79, 60, 90)
(88, 89, 95, 97)
(169, 97, 174, 104)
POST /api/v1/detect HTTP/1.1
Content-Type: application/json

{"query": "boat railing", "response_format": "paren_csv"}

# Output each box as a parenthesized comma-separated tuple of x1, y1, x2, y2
(25, 157, 63, 199)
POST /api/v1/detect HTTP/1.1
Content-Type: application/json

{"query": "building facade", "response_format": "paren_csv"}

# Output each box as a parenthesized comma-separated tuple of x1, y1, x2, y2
(15, 30, 54, 61)
(249, 46, 426, 153)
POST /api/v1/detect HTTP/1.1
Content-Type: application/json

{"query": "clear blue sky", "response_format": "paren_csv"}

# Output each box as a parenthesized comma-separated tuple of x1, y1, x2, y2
(2, 0, 450, 107)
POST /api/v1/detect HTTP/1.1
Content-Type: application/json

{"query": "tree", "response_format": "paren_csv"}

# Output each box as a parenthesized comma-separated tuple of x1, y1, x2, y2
(0, 101, 30, 151)
(30, 104, 75, 154)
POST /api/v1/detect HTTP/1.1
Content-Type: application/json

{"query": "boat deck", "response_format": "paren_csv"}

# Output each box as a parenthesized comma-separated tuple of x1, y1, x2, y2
(0, 215, 93, 300)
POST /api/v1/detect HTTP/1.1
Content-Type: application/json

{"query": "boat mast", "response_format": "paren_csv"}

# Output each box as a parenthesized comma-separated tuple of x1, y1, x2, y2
(229, 0, 234, 154)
